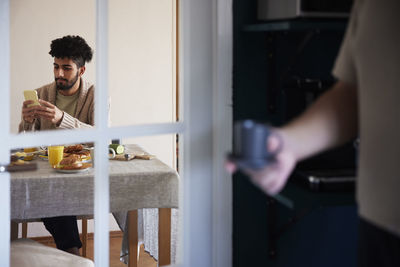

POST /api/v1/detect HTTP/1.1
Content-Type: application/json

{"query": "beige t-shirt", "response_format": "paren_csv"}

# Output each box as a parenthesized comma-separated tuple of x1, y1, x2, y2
(333, 0, 400, 236)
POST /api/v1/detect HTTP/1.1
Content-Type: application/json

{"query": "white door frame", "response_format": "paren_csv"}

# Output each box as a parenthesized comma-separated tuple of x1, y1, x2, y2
(0, 0, 11, 266)
(181, 0, 233, 266)
(212, 0, 233, 266)
(0, 0, 233, 266)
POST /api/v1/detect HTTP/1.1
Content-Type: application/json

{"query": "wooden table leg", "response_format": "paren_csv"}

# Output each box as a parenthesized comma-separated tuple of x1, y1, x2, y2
(11, 221, 19, 241)
(81, 219, 88, 257)
(128, 210, 139, 267)
(22, 222, 28, 238)
(159, 208, 171, 266)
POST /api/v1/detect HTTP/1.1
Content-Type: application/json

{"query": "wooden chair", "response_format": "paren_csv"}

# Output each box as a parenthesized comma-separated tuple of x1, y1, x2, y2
(11, 238, 94, 267)
(21, 218, 89, 257)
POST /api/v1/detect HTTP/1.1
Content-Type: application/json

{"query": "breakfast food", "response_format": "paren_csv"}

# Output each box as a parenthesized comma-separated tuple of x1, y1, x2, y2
(58, 156, 84, 170)
(24, 147, 37, 153)
(14, 152, 27, 158)
(59, 145, 91, 161)
(10, 155, 25, 166)
(109, 144, 124, 154)
(64, 144, 84, 153)
(72, 150, 90, 159)
(13, 151, 34, 161)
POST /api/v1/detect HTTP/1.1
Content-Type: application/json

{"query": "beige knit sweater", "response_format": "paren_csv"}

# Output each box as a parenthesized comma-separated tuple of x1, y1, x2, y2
(18, 78, 94, 132)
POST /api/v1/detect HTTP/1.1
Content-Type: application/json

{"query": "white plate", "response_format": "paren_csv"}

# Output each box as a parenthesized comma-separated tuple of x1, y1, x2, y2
(40, 155, 91, 163)
(38, 155, 48, 161)
(55, 167, 91, 174)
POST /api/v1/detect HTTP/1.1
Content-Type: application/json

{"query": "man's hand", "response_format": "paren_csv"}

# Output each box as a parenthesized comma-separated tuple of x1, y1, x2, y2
(22, 100, 38, 124)
(225, 131, 297, 195)
(34, 99, 64, 126)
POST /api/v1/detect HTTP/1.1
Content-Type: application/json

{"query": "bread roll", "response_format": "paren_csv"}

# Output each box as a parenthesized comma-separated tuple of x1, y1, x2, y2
(59, 156, 83, 169)
(64, 144, 84, 153)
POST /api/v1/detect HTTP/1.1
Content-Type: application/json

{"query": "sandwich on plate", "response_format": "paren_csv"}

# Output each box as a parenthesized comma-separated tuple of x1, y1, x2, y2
(58, 155, 85, 170)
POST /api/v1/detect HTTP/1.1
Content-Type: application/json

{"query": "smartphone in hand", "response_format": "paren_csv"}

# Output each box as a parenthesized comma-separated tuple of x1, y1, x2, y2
(23, 90, 40, 107)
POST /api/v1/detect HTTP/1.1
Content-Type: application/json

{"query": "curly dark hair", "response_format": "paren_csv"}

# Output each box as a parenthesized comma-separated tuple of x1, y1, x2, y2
(49, 35, 93, 68)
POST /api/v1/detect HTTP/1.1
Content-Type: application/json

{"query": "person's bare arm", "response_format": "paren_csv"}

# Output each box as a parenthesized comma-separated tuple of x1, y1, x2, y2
(282, 80, 358, 162)
(226, 81, 358, 195)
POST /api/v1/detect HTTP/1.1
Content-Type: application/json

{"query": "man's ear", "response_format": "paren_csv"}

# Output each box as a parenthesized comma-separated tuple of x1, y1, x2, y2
(79, 66, 86, 76)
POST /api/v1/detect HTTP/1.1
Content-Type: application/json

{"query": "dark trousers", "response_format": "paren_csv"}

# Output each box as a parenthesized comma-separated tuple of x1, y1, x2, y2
(42, 216, 82, 250)
(358, 217, 400, 267)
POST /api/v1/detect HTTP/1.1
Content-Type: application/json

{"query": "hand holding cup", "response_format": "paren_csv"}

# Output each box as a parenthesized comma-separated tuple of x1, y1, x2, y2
(226, 120, 296, 195)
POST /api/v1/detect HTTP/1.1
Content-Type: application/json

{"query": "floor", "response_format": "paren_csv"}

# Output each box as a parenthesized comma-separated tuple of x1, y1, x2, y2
(33, 231, 157, 267)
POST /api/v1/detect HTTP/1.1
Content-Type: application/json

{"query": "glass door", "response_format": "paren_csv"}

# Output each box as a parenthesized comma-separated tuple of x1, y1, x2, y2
(0, 0, 232, 266)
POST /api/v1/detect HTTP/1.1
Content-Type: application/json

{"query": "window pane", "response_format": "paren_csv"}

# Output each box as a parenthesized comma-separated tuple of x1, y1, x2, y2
(10, 132, 180, 264)
(8, 1, 181, 266)
(108, 0, 178, 127)
(108, 134, 180, 265)
(9, 0, 96, 135)
(10, 0, 179, 131)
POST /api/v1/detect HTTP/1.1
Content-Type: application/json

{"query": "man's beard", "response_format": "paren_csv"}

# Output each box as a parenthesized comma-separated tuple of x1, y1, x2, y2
(55, 72, 79, 91)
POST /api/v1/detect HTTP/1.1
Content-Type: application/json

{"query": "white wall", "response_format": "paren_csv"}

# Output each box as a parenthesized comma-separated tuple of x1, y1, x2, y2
(108, 0, 177, 169)
(10, 0, 176, 237)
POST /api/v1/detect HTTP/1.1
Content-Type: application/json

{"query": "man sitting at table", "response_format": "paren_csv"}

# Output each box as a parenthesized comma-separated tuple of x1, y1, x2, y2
(18, 35, 94, 256)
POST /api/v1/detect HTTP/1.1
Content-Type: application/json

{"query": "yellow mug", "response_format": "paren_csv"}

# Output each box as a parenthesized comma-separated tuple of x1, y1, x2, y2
(48, 146, 64, 168)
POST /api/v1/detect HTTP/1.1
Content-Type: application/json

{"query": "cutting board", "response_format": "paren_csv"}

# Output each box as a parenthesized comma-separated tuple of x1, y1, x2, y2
(6, 162, 38, 172)
(111, 153, 155, 161)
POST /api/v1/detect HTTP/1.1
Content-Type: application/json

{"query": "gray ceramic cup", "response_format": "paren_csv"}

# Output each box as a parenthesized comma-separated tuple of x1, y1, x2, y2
(229, 120, 281, 170)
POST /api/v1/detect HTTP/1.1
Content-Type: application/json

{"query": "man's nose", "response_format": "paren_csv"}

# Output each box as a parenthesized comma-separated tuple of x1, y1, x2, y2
(55, 68, 64, 77)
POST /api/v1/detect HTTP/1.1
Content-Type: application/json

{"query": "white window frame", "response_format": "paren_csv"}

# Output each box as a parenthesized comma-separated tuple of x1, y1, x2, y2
(0, 0, 232, 266)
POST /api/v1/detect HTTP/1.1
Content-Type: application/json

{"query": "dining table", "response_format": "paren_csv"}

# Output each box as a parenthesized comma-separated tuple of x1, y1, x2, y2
(10, 144, 179, 267)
